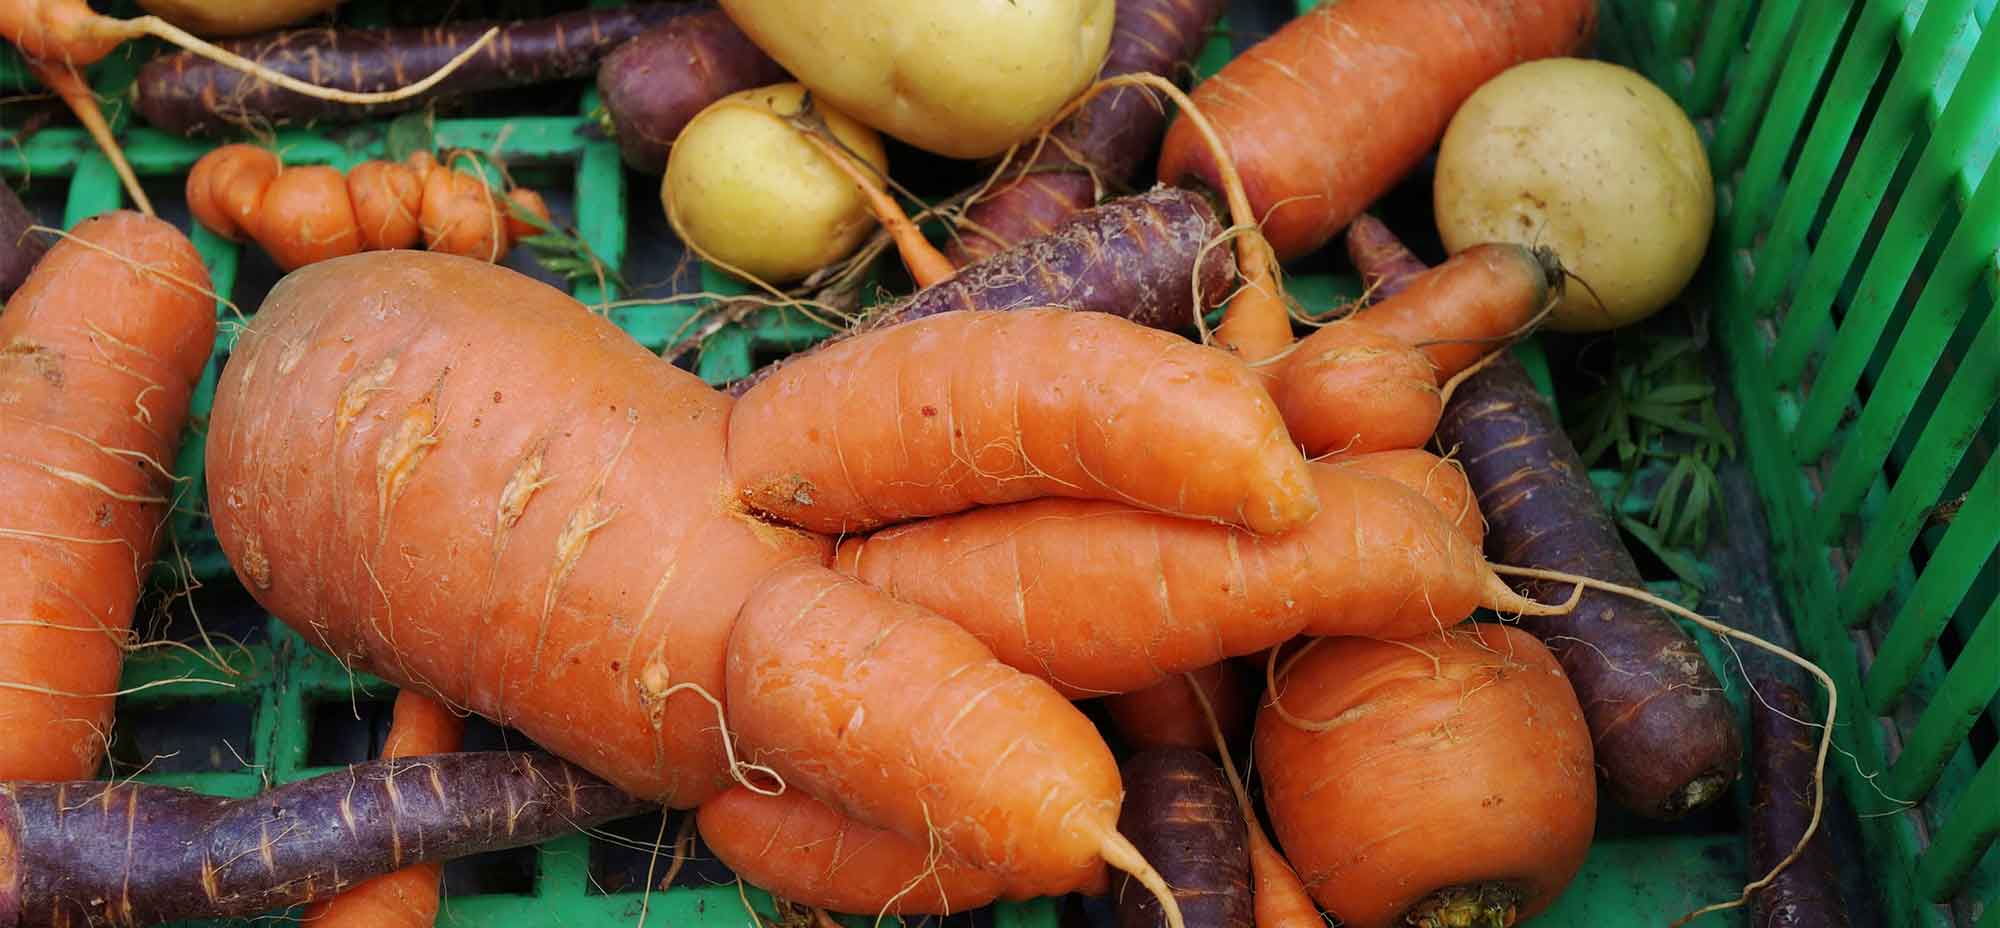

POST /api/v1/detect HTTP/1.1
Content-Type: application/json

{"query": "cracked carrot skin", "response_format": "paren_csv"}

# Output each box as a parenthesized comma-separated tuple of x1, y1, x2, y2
(0, 212, 214, 781)
(728, 308, 1318, 536)
(1156, 0, 1596, 262)
(300, 691, 464, 928)
(0, 751, 647, 928)
(726, 562, 1123, 898)
(204, 251, 828, 809)
(835, 462, 1497, 698)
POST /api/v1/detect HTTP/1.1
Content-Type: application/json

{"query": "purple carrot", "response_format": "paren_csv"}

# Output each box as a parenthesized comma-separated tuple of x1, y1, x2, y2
(727, 186, 1234, 396)
(0, 752, 647, 928)
(0, 184, 47, 301)
(1750, 678, 1849, 928)
(945, 0, 1227, 265)
(597, 9, 788, 174)
(1115, 749, 1253, 928)
(133, 5, 687, 136)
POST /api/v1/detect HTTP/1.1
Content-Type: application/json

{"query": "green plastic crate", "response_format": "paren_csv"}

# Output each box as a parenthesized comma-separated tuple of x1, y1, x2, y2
(5, 0, 1996, 925)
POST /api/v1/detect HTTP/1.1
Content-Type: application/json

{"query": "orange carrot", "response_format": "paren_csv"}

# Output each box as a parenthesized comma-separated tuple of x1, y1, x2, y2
(1254, 626, 1596, 928)
(0, 211, 215, 780)
(184, 143, 278, 243)
(725, 562, 1181, 926)
(1334, 448, 1483, 547)
(1156, 0, 1596, 261)
(420, 160, 511, 262)
(252, 165, 363, 271)
(1185, 674, 1320, 928)
(22, 59, 152, 216)
(504, 186, 551, 242)
(300, 690, 465, 928)
(836, 462, 1560, 697)
(204, 251, 831, 809)
(1346, 243, 1563, 381)
(1102, 661, 1253, 755)
(797, 128, 955, 288)
(347, 160, 424, 252)
(1270, 319, 1441, 458)
(727, 308, 1318, 536)
(697, 786, 1016, 916)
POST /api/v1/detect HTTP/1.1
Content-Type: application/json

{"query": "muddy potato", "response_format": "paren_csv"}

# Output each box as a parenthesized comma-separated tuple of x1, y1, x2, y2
(718, 0, 1113, 159)
(1434, 58, 1712, 332)
(663, 83, 887, 285)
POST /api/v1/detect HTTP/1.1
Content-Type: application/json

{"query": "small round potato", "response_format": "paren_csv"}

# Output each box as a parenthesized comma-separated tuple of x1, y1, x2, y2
(663, 83, 888, 286)
(719, 0, 1113, 159)
(1434, 58, 1713, 332)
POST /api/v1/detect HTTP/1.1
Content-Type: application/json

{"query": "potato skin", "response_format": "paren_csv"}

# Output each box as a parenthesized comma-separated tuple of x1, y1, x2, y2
(1434, 57, 1712, 332)
(718, 0, 1113, 159)
(663, 83, 887, 285)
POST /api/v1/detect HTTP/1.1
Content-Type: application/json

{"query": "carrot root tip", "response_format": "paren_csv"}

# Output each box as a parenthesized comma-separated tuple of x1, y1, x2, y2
(1405, 881, 1524, 928)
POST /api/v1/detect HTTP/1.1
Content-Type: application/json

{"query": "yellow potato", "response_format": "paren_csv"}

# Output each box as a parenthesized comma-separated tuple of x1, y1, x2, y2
(1434, 58, 1713, 332)
(718, 0, 1113, 159)
(138, 0, 342, 36)
(664, 83, 888, 286)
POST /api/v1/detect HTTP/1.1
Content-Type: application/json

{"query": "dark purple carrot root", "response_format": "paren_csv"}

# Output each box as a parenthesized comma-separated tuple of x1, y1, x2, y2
(1115, 749, 1253, 928)
(597, 9, 788, 174)
(0, 184, 47, 301)
(1750, 678, 1848, 928)
(0, 752, 647, 928)
(1345, 213, 1429, 303)
(945, 0, 1227, 265)
(726, 186, 1235, 396)
(133, 5, 686, 136)
(1436, 352, 1743, 819)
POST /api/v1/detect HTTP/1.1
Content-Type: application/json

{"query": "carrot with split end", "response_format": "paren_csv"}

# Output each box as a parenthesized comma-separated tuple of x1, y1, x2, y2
(728, 308, 1317, 536)
(21, 59, 152, 216)
(1186, 674, 1320, 928)
(836, 462, 1560, 697)
(725, 562, 1184, 927)
(300, 691, 464, 928)
(1156, 0, 1596, 261)
(205, 251, 830, 809)
(0, 211, 215, 781)
(1255, 627, 1597, 928)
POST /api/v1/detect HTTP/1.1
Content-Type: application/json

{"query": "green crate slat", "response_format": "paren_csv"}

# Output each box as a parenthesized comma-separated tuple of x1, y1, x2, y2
(1817, 166, 2000, 538)
(1704, 0, 1804, 176)
(1787, 26, 2000, 461)
(1888, 595, 2000, 802)
(1716, 2, 1850, 248)
(1763, 0, 1985, 382)
(1720, 0, 1901, 263)
(1685, 1, 1756, 115)
(1867, 456, 2000, 712)
(1919, 753, 2000, 902)
(1838, 308, 2000, 622)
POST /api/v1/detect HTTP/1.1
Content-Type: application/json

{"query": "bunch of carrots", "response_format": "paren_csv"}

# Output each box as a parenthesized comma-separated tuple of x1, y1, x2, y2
(0, 2, 1847, 928)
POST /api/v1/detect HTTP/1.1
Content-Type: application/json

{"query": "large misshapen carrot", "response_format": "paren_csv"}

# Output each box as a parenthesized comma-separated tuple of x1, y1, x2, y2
(300, 691, 464, 928)
(0, 211, 215, 780)
(836, 461, 1556, 697)
(205, 251, 829, 808)
(1254, 626, 1597, 928)
(1156, 0, 1596, 262)
(725, 562, 1183, 925)
(727, 308, 1317, 536)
